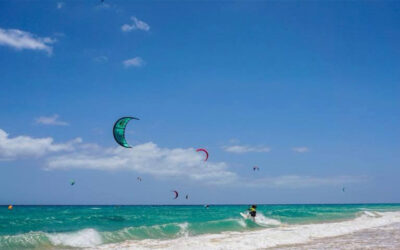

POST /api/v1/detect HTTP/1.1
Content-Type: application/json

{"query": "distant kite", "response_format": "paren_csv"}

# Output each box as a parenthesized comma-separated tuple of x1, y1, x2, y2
(172, 190, 179, 199)
(137, 177, 142, 182)
(70, 180, 75, 186)
(113, 117, 139, 148)
(342, 187, 346, 192)
(196, 148, 209, 161)
(253, 166, 260, 171)
(186, 194, 189, 200)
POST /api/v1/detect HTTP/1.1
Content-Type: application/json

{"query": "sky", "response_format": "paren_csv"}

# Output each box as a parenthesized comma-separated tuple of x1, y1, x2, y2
(0, 0, 399, 205)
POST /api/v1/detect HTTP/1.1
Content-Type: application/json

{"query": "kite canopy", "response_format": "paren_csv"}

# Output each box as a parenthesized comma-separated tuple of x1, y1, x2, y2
(113, 117, 139, 148)
(172, 190, 179, 199)
(196, 148, 209, 161)
(253, 166, 260, 171)
(70, 180, 75, 186)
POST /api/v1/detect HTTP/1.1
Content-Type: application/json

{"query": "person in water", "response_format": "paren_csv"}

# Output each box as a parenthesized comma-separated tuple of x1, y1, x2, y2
(249, 205, 257, 221)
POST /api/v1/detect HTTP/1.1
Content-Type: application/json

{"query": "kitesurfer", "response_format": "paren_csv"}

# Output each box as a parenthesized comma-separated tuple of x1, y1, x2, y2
(248, 205, 257, 221)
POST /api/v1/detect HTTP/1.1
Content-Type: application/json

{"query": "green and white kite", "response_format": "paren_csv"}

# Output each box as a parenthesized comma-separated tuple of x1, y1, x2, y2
(113, 117, 139, 148)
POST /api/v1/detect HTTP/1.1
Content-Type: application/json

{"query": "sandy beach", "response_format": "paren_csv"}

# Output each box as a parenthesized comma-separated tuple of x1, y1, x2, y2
(274, 223, 400, 250)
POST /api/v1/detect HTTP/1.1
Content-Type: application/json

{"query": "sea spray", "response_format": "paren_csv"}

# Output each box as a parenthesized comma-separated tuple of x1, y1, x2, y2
(254, 213, 281, 226)
(47, 228, 103, 248)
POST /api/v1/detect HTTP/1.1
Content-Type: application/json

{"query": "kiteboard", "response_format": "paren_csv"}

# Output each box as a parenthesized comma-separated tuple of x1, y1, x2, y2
(240, 212, 250, 219)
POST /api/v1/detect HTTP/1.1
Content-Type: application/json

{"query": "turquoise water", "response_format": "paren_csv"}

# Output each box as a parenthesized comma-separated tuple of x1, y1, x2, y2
(1, 204, 400, 249)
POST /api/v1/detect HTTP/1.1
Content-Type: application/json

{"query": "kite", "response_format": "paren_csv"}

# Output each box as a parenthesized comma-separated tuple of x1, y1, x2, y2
(196, 148, 209, 161)
(113, 117, 139, 148)
(137, 177, 142, 182)
(253, 166, 260, 171)
(186, 194, 189, 200)
(70, 180, 75, 186)
(172, 190, 179, 199)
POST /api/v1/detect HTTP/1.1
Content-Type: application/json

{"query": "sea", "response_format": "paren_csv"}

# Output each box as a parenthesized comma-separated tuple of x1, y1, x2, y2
(1, 204, 400, 249)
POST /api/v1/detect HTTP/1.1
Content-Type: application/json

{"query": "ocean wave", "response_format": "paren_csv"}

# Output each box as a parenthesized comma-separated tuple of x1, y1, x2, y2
(2, 210, 397, 249)
(0, 217, 269, 249)
(101, 222, 189, 242)
(0, 231, 50, 249)
(90, 211, 400, 250)
(360, 210, 381, 217)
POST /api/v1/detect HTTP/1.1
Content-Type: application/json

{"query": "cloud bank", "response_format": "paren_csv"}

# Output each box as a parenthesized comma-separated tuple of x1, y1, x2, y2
(46, 142, 237, 185)
(0, 129, 366, 188)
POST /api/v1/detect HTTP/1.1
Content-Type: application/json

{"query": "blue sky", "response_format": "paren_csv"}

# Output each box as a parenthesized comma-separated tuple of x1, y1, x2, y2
(0, 1, 399, 205)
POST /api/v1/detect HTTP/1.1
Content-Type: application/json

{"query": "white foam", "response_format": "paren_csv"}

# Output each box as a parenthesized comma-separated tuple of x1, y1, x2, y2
(254, 213, 282, 226)
(89, 211, 400, 250)
(48, 228, 102, 248)
(237, 219, 247, 228)
(177, 222, 189, 237)
(362, 211, 380, 217)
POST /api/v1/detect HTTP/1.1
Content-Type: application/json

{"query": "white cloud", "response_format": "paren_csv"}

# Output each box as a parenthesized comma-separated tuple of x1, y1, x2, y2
(0, 129, 367, 188)
(292, 147, 309, 153)
(121, 17, 150, 32)
(223, 145, 270, 154)
(0, 129, 81, 159)
(93, 56, 108, 63)
(0, 28, 56, 55)
(244, 175, 367, 188)
(45, 141, 366, 187)
(46, 142, 237, 185)
(35, 114, 69, 126)
(56, 2, 64, 9)
(123, 57, 145, 68)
